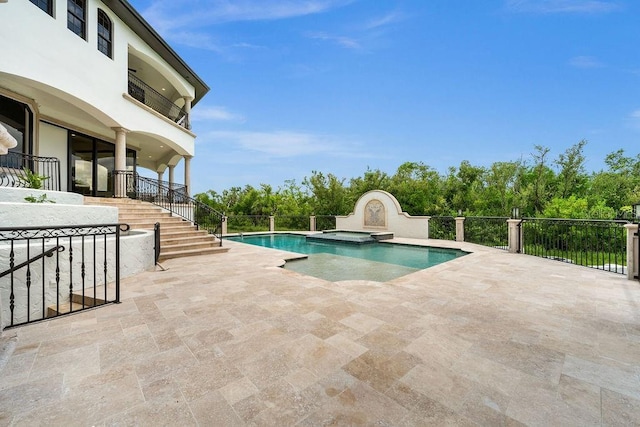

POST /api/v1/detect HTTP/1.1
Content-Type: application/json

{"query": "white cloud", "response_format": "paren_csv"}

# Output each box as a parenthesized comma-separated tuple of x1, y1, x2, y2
(191, 106, 245, 123)
(306, 32, 361, 49)
(141, 0, 354, 33)
(506, 0, 620, 14)
(200, 130, 367, 159)
(631, 110, 640, 119)
(363, 11, 404, 30)
(568, 55, 604, 68)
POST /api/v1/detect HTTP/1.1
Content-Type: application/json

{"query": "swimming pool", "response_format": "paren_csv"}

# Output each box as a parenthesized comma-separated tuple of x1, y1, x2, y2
(228, 234, 468, 282)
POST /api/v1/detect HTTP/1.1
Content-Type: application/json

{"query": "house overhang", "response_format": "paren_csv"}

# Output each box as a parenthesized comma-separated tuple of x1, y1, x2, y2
(103, 0, 210, 106)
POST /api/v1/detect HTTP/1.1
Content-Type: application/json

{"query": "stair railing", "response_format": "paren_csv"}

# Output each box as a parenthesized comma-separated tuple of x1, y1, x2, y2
(119, 172, 224, 243)
(0, 223, 128, 328)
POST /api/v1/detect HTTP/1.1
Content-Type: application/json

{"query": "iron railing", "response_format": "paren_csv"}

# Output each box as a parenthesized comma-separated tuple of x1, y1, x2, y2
(112, 171, 223, 242)
(128, 72, 190, 129)
(519, 218, 628, 274)
(0, 223, 128, 328)
(465, 217, 509, 250)
(315, 215, 337, 231)
(0, 152, 61, 191)
(429, 216, 456, 240)
(275, 216, 309, 231)
(226, 215, 270, 233)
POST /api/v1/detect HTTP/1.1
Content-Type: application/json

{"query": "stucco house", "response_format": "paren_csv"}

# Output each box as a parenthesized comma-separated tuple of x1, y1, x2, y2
(0, 0, 208, 196)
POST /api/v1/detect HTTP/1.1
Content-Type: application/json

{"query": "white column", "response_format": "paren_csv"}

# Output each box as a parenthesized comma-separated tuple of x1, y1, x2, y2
(184, 155, 192, 197)
(157, 171, 163, 183)
(112, 127, 128, 197)
(310, 215, 316, 232)
(168, 165, 175, 189)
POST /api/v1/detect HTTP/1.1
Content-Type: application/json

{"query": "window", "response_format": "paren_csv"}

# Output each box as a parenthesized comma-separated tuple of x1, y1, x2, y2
(97, 10, 113, 58)
(67, 0, 86, 39)
(30, 0, 53, 16)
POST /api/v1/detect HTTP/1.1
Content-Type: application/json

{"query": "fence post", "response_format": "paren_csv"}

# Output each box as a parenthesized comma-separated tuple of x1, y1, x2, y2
(269, 216, 275, 232)
(624, 223, 639, 281)
(310, 216, 316, 232)
(455, 216, 465, 242)
(222, 216, 228, 235)
(507, 219, 522, 253)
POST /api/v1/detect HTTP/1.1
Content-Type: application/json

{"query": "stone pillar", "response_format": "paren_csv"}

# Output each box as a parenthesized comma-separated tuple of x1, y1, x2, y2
(112, 127, 128, 197)
(310, 215, 316, 232)
(183, 96, 193, 130)
(455, 217, 465, 242)
(269, 216, 275, 232)
(184, 155, 192, 197)
(222, 215, 228, 235)
(507, 219, 523, 254)
(157, 171, 163, 183)
(625, 224, 639, 281)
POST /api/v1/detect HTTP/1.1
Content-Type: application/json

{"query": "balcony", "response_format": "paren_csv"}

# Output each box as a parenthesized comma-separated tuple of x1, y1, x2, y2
(127, 72, 190, 129)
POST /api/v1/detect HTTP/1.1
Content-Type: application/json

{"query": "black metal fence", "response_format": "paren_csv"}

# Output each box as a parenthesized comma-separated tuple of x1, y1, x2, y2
(0, 223, 128, 328)
(519, 218, 628, 274)
(128, 72, 189, 129)
(429, 216, 456, 240)
(226, 215, 270, 233)
(275, 216, 309, 231)
(315, 215, 337, 231)
(0, 152, 61, 191)
(465, 217, 509, 250)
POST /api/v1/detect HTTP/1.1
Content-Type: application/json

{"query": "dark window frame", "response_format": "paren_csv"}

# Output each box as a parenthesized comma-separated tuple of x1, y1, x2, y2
(97, 9, 113, 58)
(67, 0, 86, 39)
(30, 0, 53, 16)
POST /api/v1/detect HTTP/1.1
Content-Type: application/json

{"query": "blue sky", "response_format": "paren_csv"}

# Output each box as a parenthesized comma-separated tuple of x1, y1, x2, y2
(129, 0, 640, 194)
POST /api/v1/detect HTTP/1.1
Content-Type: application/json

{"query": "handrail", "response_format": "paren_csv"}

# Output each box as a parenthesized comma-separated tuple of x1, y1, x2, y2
(0, 152, 61, 191)
(113, 171, 224, 244)
(0, 245, 64, 279)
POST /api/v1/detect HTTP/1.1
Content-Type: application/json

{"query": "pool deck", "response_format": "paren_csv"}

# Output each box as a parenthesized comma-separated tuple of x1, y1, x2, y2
(1, 238, 639, 425)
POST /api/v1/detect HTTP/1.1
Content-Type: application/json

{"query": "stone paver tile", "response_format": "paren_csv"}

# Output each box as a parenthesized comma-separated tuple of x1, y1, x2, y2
(189, 390, 245, 426)
(285, 368, 318, 391)
(219, 377, 260, 405)
(602, 387, 640, 426)
(0, 374, 64, 423)
(30, 344, 100, 385)
(104, 400, 197, 426)
(470, 339, 566, 383)
(505, 373, 601, 426)
(400, 362, 472, 412)
(173, 358, 244, 402)
(286, 334, 352, 378)
(339, 313, 385, 334)
(324, 333, 368, 359)
(562, 354, 640, 399)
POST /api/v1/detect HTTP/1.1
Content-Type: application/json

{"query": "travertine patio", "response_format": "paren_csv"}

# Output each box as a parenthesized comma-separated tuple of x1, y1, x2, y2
(1, 238, 639, 425)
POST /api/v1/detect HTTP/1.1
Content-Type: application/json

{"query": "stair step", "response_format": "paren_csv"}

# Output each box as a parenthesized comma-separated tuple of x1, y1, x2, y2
(158, 246, 229, 261)
(46, 301, 90, 317)
(162, 235, 216, 245)
(71, 292, 107, 307)
(85, 197, 228, 260)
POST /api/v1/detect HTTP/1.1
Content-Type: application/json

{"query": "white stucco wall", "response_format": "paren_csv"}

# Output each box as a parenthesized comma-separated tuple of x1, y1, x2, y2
(336, 190, 430, 239)
(0, 0, 195, 156)
(0, 187, 83, 205)
(0, 229, 154, 329)
(38, 122, 69, 191)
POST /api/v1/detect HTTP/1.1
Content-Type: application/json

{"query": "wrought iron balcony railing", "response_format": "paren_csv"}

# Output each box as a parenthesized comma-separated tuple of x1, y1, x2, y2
(127, 72, 190, 129)
(0, 151, 61, 191)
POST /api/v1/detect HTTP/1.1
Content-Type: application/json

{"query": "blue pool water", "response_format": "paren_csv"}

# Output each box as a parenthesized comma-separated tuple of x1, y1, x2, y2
(228, 234, 468, 282)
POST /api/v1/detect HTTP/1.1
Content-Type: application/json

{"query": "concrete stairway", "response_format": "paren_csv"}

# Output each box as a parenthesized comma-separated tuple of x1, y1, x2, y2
(84, 197, 227, 261)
